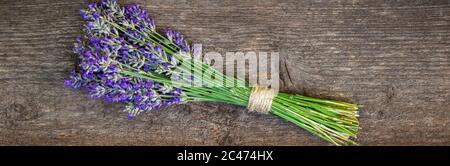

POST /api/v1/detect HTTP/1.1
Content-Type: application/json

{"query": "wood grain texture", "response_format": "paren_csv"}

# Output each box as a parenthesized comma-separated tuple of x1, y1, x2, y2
(0, 0, 449, 145)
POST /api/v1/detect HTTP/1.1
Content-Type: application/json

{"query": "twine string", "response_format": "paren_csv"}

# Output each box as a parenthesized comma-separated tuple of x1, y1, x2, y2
(247, 86, 275, 114)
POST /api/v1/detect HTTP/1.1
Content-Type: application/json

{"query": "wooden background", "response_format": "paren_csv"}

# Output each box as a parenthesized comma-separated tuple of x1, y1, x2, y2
(0, 0, 449, 145)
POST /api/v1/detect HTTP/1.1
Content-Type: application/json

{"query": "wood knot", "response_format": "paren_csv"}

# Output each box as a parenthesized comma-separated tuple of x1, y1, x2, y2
(5, 102, 41, 122)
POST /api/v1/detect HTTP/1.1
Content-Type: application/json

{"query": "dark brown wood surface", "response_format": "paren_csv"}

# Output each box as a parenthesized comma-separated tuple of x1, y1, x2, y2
(0, 0, 449, 145)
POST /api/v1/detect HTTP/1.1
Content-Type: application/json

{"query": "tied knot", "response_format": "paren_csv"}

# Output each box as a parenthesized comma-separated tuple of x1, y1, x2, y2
(247, 86, 275, 114)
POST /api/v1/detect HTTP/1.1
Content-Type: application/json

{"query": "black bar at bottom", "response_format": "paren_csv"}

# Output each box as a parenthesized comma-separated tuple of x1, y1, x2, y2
(0, 146, 448, 164)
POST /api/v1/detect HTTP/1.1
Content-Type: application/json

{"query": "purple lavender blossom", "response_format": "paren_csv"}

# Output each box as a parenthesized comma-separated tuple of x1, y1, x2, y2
(165, 28, 189, 52)
(124, 2, 156, 31)
(66, 0, 185, 119)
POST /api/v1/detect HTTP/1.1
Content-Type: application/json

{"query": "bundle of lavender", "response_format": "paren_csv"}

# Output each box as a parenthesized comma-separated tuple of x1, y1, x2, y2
(65, 0, 359, 145)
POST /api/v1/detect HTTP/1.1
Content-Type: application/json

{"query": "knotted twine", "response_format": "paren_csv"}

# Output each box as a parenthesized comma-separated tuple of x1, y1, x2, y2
(247, 86, 275, 114)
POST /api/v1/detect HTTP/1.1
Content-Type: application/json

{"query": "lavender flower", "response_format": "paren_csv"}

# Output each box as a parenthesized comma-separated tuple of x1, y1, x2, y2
(165, 28, 189, 52)
(66, 0, 185, 118)
(65, 0, 360, 146)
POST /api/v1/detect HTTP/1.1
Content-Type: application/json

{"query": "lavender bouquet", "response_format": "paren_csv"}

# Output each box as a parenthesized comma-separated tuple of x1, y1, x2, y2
(65, 0, 360, 145)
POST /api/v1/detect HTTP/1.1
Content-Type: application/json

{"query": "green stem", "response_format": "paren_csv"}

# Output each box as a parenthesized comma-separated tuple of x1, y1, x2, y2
(104, 15, 359, 145)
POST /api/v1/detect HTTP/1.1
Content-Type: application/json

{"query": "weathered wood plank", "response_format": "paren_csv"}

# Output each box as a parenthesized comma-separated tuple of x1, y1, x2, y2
(0, 0, 449, 145)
